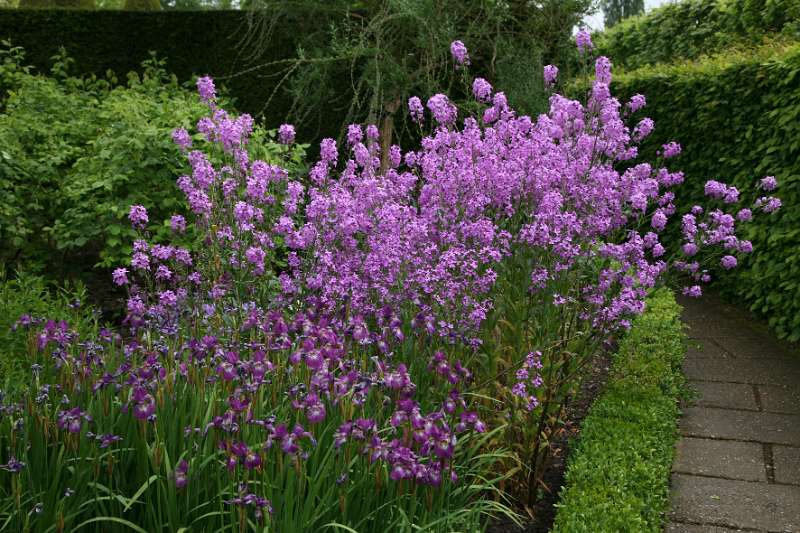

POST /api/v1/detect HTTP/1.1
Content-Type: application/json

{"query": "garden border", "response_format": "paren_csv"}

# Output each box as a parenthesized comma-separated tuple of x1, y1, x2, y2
(552, 288, 686, 532)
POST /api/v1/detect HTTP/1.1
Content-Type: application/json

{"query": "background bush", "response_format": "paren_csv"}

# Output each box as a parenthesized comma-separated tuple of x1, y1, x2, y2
(0, 44, 307, 284)
(595, 0, 800, 70)
(569, 42, 800, 341)
(0, 46, 205, 278)
(0, 4, 590, 146)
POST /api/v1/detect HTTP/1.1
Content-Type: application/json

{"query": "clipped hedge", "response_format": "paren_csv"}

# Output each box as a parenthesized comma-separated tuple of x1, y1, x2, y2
(552, 289, 685, 532)
(595, 0, 800, 70)
(579, 42, 800, 341)
(0, 8, 346, 138)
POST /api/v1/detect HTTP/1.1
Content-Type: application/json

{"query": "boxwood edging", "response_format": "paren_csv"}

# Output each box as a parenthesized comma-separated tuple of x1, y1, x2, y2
(551, 288, 686, 533)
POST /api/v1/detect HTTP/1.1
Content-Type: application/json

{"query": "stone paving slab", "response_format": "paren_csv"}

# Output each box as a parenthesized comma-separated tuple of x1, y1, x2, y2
(773, 446, 800, 486)
(686, 338, 735, 359)
(669, 473, 800, 532)
(673, 437, 765, 481)
(759, 384, 800, 414)
(680, 407, 800, 446)
(689, 381, 759, 411)
(668, 294, 800, 533)
(665, 523, 760, 533)
(684, 321, 757, 340)
(714, 335, 797, 360)
(683, 358, 800, 386)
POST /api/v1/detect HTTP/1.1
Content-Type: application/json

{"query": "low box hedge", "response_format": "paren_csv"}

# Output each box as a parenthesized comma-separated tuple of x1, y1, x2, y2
(552, 288, 686, 532)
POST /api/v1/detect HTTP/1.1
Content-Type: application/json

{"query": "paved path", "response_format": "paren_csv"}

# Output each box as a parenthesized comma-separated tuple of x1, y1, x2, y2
(666, 293, 800, 533)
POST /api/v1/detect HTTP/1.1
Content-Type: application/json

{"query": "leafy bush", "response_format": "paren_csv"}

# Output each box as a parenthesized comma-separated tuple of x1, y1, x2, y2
(0, 44, 307, 282)
(595, 0, 800, 70)
(577, 42, 800, 340)
(552, 289, 685, 533)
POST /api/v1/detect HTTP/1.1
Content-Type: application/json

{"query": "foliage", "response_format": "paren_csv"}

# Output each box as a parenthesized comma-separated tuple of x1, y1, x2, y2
(595, 0, 800, 70)
(0, 9, 311, 134)
(552, 289, 685, 533)
(123, 0, 161, 9)
(578, 42, 800, 341)
(0, 269, 100, 388)
(0, 34, 779, 531)
(238, 0, 593, 150)
(0, 44, 307, 282)
(601, 0, 644, 29)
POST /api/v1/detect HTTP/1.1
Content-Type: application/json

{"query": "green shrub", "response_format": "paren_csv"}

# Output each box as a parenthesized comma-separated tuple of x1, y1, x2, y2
(123, 0, 160, 9)
(595, 0, 800, 70)
(552, 289, 686, 533)
(0, 44, 307, 282)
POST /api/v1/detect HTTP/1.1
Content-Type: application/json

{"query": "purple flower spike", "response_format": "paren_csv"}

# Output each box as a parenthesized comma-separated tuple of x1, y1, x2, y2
(450, 40, 470, 66)
(112, 268, 129, 286)
(576, 28, 593, 53)
(175, 460, 189, 489)
(196, 76, 216, 103)
(278, 124, 296, 145)
(128, 205, 149, 229)
(543, 65, 558, 86)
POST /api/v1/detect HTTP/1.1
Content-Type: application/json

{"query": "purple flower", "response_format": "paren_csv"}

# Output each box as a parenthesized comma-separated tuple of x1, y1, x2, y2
(346, 124, 363, 147)
(278, 124, 296, 145)
(682, 243, 698, 256)
(651, 211, 667, 231)
(112, 268, 129, 286)
(196, 76, 216, 103)
(97, 433, 122, 448)
(320, 138, 338, 165)
(682, 285, 702, 298)
(170, 215, 186, 233)
(57, 407, 88, 434)
(408, 96, 424, 123)
(244, 449, 262, 470)
(426, 94, 457, 126)
(662, 142, 681, 158)
(175, 460, 189, 489)
(720, 255, 738, 269)
(366, 124, 380, 141)
(759, 175, 777, 191)
(0, 457, 25, 473)
(762, 196, 782, 213)
(172, 128, 192, 151)
(472, 78, 492, 102)
(576, 28, 593, 54)
(159, 290, 178, 307)
(634, 118, 654, 141)
(628, 94, 646, 112)
(128, 205, 149, 229)
(450, 40, 469, 65)
(543, 65, 558, 86)
(306, 403, 326, 424)
(133, 395, 156, 421)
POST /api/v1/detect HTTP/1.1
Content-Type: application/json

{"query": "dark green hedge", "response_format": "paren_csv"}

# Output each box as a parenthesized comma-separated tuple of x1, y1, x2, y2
(605, 43, 800, 341)
(595, 0, 800, 70)
(553, 289, 685, 532)
(0, 8, 346, 139)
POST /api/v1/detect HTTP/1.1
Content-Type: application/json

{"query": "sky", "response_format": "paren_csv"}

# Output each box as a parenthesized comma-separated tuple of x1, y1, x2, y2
(583, 0, 674, 31)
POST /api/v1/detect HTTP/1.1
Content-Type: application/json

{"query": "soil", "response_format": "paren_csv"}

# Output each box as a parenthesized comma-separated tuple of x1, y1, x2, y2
(487, 350, 614, 533)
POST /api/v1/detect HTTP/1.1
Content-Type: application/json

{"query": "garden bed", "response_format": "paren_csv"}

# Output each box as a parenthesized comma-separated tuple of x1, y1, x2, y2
(552, 288, 687, 533)
(488, 350, 613, 533)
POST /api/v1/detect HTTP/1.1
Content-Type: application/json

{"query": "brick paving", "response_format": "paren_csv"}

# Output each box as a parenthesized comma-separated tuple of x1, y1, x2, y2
(666, 294, 800, 533)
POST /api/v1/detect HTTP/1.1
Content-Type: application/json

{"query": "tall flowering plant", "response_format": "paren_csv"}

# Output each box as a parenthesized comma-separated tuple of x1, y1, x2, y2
(0, 36, 781, 530)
